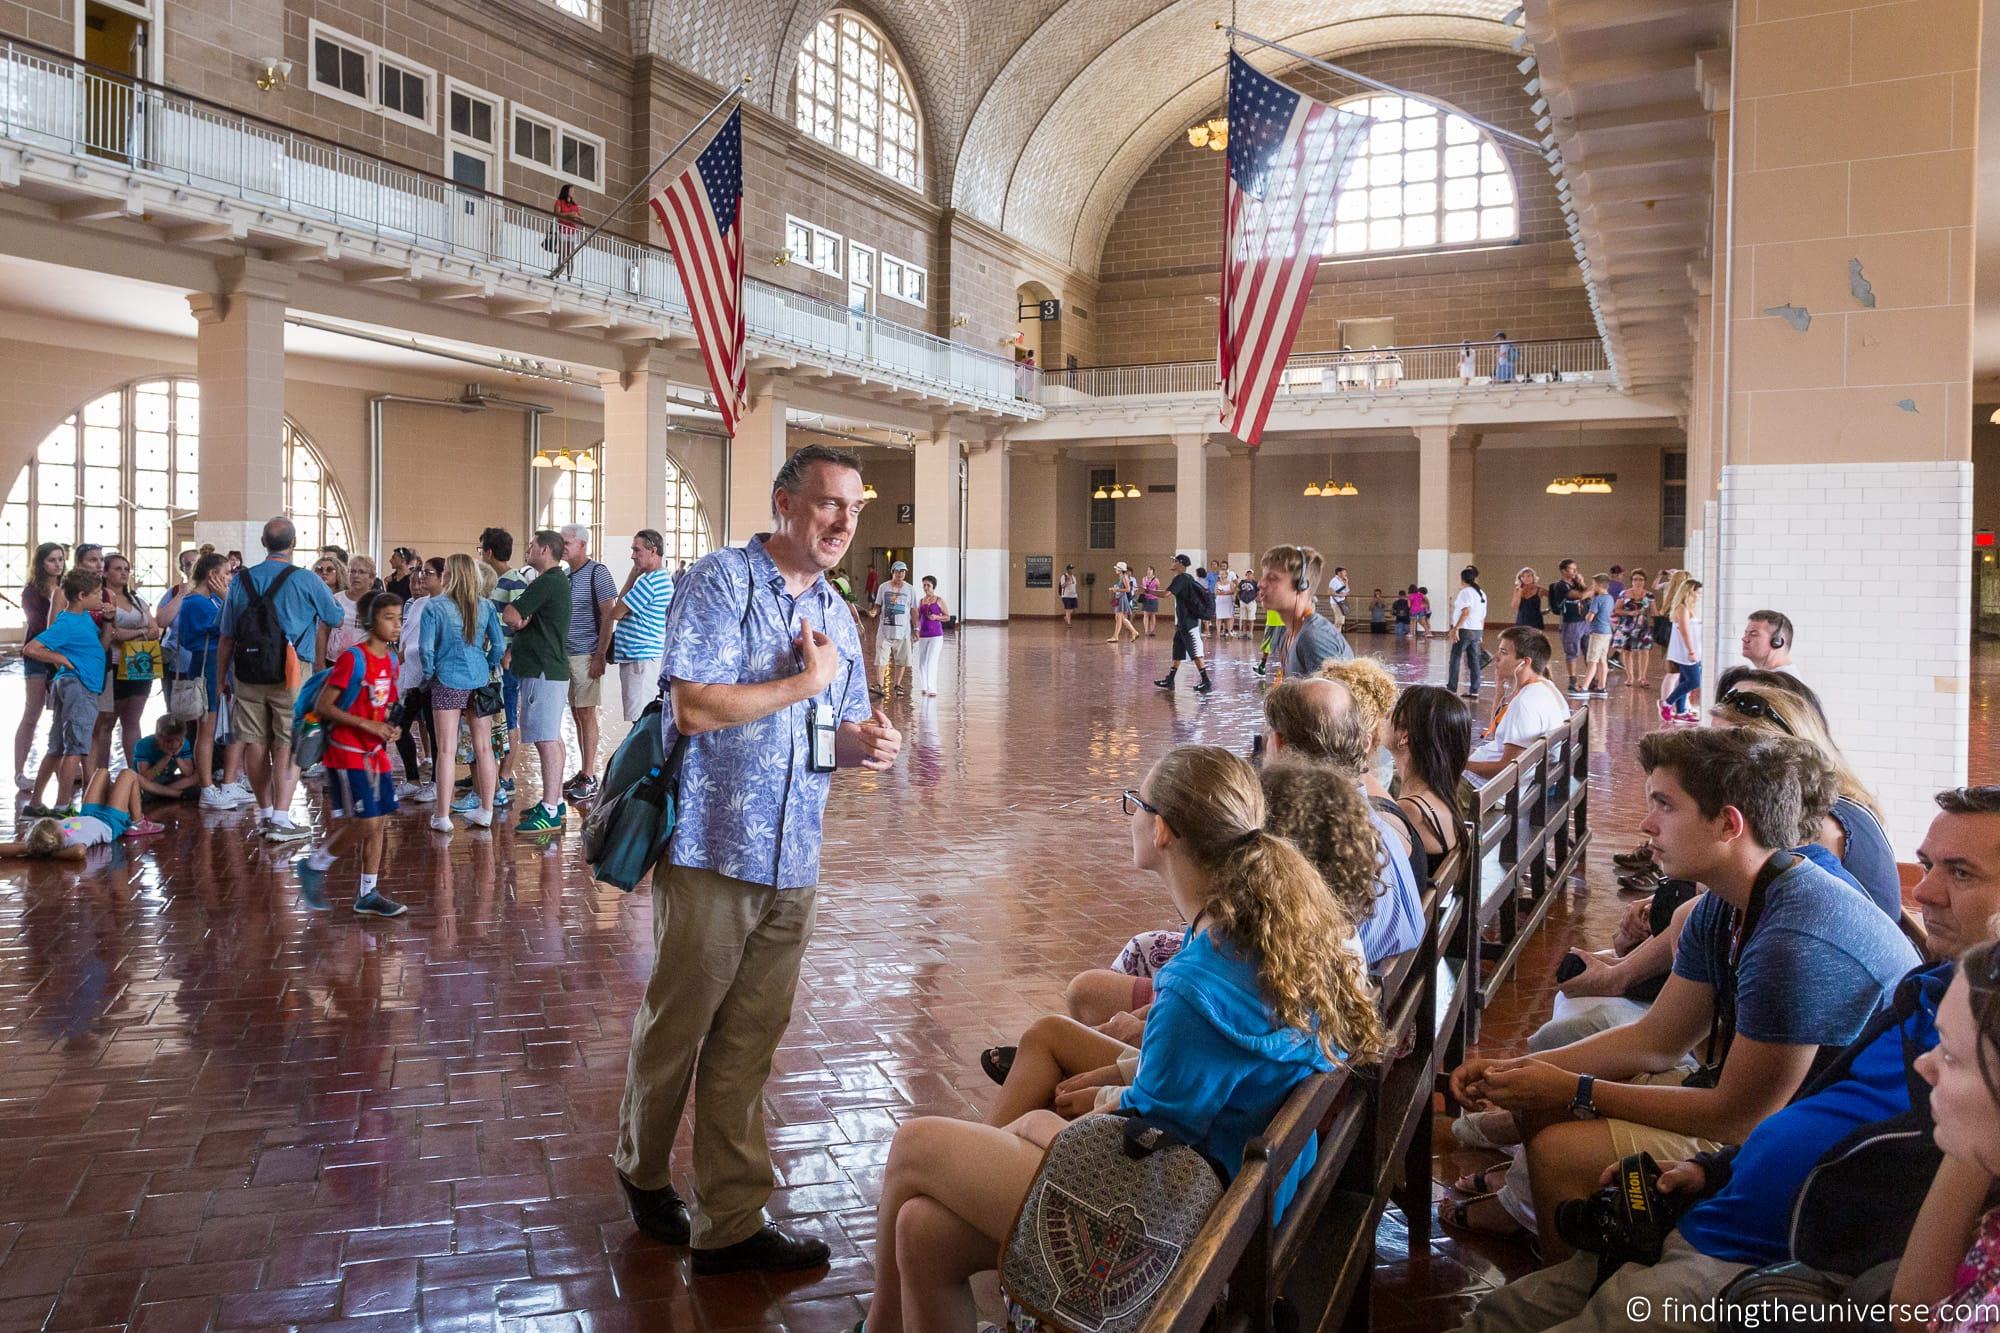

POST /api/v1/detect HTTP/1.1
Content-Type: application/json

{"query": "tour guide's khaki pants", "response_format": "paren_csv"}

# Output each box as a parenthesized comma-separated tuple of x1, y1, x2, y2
(1454, 1233, 1747, 1333)
(615, 863, 818, 1249)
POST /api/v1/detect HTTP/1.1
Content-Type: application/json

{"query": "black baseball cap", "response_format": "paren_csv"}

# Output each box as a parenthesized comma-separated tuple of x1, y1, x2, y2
(1174, 554, 1192, 566)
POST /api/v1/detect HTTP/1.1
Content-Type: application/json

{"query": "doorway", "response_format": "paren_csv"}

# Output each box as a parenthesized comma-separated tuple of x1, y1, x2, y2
(81, 0, 150, 161)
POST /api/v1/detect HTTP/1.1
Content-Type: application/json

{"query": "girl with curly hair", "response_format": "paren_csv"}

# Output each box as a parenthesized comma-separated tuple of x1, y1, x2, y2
(863, 746, 1383, 1333)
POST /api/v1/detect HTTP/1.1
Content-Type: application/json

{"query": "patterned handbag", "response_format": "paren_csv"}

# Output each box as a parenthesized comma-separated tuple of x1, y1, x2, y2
(1000, 1114, 1225, 1333)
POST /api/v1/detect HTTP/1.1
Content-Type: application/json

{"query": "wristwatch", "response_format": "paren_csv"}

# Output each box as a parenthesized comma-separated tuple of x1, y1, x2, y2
(1571, 1073, 1598, 1120)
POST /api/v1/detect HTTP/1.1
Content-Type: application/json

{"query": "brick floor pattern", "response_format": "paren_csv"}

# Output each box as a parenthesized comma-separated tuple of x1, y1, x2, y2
(0, 625, 1989, 1332)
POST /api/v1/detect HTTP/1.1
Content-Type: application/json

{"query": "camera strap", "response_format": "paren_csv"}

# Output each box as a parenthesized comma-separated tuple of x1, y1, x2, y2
(1700, 851, 1799, 1075)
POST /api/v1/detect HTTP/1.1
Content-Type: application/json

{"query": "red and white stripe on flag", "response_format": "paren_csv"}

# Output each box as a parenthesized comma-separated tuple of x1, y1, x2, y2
(1218, 54, 1369, 447)
(649, 110, 746, 436)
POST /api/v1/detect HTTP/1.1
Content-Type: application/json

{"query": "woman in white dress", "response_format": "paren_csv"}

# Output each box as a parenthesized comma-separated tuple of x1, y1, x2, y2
(1214, 567, 1237, 639)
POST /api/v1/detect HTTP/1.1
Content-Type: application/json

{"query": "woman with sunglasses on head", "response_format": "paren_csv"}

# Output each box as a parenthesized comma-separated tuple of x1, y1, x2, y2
(90, 553, 154, 773)
(1710, 682, 1899, 918)
(385, 547, 418, 601)
(862, 745, 1382, 1333)
(1894, 941, 2000, 1330)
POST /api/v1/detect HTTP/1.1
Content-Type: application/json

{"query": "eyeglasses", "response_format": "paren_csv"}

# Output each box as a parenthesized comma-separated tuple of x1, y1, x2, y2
(1717, 689, 1792, 735)
(1121, 789, 1161, 818)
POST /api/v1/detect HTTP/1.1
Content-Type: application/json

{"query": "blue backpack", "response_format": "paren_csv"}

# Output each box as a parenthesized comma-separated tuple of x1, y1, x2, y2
(291, 646, 369, 770)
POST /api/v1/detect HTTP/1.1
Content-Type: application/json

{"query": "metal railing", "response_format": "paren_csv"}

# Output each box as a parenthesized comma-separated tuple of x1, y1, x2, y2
(0, 38, 1030, 409)
(1032, 337, 1610, 405)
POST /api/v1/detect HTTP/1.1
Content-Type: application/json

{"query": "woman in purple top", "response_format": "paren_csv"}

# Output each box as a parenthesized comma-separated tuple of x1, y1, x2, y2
(912, 576, 948, 698)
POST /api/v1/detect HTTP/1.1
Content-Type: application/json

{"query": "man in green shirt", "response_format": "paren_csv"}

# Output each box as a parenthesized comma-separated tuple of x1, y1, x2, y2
(502, 529, 572, 831)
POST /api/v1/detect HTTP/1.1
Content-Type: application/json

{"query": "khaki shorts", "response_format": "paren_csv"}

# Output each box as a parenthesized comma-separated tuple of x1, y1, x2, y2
(1586, 632, 1612, 664)
(234, 679, 296, 749)
(1607, 1067, 1722, 1160)
(566, 655, 604, 707)
(875, 634, 911, 668)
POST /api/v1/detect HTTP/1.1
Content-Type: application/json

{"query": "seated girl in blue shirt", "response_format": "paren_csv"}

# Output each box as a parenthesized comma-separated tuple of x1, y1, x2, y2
(859, 744, 1384, 1333)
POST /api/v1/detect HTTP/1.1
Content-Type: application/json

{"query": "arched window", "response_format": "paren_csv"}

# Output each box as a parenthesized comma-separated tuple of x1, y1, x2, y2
(1325, 94, 1517, 258)
(660, 449, 714, 565)
(537, 447, 602, 556)
(0, 378, 354, 626)
(794, 11, 921, 190)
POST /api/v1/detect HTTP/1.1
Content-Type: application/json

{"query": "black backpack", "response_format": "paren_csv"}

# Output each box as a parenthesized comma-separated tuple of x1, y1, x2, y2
(232, 565, 298, 686)
(1187, 579, 1216, 621)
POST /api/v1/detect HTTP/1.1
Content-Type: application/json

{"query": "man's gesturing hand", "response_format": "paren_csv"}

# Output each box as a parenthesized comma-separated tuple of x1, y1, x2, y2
(794, 618, 839, 697)
(833, 707, 901, 771)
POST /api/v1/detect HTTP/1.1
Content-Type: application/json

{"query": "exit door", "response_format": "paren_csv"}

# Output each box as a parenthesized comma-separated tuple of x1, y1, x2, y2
(82, 0, 148, 162)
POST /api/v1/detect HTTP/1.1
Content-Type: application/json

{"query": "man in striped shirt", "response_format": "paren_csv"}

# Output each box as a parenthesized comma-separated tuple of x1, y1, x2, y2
(611, 529, 674, 722)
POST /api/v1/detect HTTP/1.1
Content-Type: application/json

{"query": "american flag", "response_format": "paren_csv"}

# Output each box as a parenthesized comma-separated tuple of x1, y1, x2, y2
(649, 109, 747, 435)
(1219, 53, 1370, 446)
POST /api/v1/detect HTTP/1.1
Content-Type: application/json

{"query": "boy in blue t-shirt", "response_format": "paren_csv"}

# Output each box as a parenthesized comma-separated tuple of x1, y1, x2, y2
(1576, 572, 1617, 698)
(132, 716, 198, 801)
(22, 569, 110, 814)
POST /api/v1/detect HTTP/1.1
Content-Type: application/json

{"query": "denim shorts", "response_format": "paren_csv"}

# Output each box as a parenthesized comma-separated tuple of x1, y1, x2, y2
(50, 673, 96, 757)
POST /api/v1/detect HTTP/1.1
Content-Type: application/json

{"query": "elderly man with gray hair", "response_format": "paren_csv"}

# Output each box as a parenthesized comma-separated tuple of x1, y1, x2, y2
(557, 523, 618, 802)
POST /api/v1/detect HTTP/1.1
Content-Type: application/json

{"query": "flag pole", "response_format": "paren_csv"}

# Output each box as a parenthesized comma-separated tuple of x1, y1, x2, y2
(1217, 25, 1545, 154)
(548, 77, 750, 280)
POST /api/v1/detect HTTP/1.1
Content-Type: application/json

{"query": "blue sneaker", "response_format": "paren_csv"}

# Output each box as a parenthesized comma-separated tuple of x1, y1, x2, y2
(294, 857, 330, 911)
(353, 890, 407, 918)
(450, 790, 481, 814)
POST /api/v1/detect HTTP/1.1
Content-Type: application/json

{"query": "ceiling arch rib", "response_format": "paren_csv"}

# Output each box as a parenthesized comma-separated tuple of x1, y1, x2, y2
(1063, 16, 1513, 270)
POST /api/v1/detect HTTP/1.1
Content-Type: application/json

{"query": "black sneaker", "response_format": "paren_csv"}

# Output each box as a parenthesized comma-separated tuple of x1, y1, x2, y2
(1192, 677, 1214, 695)
(1153, 675, 1176, 690)
(1613, 843, 1656, 869)
(619, 1173, 691, 1246)
(692, 1223, 830, 1275)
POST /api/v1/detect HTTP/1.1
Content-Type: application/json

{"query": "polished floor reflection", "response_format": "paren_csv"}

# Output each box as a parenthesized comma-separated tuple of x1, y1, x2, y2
(0, 623, 1990, 1332)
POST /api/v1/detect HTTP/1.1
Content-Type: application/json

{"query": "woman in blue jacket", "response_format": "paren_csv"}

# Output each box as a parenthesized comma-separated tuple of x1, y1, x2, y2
(859, 744, 1385, 1333)
(420, 554, 504, 833)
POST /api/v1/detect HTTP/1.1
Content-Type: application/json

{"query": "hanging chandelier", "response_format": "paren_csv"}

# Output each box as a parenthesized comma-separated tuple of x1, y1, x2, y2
(1187, 118, 1229, 151)
(1546, 474, 1613, 495)
(1091, 482, 1143, 500)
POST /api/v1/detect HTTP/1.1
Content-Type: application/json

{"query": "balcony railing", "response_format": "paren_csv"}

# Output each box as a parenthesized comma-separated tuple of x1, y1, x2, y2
(1033, 338, 1611, 405)
(0, 38, 1030, 411)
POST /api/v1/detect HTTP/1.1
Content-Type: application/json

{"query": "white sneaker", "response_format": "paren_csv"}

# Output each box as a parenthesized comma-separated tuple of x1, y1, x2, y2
(428, 814, 454, 833)
(463, 808, 493, 828)
(228, 780, 255, 803)
(12, 774, 31, 792)
(407, 782, 437, 804)
(264, 819, 312, 843)
(199, 786, 242, 811)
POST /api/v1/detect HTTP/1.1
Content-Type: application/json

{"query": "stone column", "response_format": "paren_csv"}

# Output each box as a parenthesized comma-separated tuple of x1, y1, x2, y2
(1715, 0, 1978, 848)
(1218, 445, 1254, 566)
(963, 441, 1010, 622)
(1414, 424, 1453, 597)
(726, 380, 788, 545)
(911, 429, 963, 613)
(187, 258, 290, 557)
(1173, 432, 1208, 568)
(598, 356, 672, 587)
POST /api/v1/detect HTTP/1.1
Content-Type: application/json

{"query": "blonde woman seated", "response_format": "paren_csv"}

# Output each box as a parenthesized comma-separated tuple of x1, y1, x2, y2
(864, 746, 1383, 1333)
(992, 754, 1378, 1110)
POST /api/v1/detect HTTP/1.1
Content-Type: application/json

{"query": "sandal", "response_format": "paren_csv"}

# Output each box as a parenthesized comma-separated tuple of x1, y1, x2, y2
(1451, 1165, 1508, 1195)
(1437, 1192, 1527, 1239)
(979, 1046, 1016, 1085)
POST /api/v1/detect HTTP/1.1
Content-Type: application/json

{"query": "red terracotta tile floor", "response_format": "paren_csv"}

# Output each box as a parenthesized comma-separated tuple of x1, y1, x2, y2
(0, 625, 1991, 1332)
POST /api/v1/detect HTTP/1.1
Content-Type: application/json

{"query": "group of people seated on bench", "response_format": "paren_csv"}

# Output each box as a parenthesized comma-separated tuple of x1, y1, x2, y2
(1440, 669, 2000, 1331)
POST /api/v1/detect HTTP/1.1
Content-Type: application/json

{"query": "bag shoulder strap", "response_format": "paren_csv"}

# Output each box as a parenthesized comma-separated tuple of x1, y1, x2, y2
(337, 645, 369, 710)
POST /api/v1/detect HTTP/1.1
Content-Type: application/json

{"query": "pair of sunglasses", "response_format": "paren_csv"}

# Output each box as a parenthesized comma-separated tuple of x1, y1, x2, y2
(1716, 689, 1792, 735)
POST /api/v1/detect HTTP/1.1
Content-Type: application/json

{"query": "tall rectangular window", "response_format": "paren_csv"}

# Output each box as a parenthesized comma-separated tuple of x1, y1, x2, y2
(1661, 448, 1687, 549)
(1089, 468, 1116, 550)
(311, 31, 368, 102)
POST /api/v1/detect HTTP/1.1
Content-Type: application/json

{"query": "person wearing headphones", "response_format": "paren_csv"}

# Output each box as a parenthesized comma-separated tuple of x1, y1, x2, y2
(1256, 544, 1352, 682)
(1740, 609, 1795, 675)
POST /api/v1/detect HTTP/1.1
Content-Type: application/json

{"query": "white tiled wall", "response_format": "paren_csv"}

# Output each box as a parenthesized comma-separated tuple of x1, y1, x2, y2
(1717, 461, 1972, 854)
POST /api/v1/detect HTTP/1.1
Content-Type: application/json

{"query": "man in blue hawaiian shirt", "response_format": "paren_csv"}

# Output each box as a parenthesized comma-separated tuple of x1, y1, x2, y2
(615, 442, 901, 1275)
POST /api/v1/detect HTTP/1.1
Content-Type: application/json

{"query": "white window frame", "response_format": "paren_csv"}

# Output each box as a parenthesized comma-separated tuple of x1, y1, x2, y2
(535, 0, 602, 28)
(880, 252, 927, 307)
(793, 10, 924, 192)
(785, 215, 844, 278)
(444, 78, 503, 190)
(307, 22, 374, 114)
(74, 0, 164, 84)
(373, 50, 436, 134)
(509, 104, 604, 192)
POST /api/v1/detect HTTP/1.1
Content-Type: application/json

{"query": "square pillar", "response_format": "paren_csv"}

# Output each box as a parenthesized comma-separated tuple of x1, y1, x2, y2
(1173, 432, 1208, 568)
(1414, 424, 1452, 597)
(1716, 0, 1978, 849)
(1218, 446, 1253, 566)
(911, 431, 963, 612)
(727, 379, 788, 544)
(963, 441, 1010, 622)
(187, 258, 290, 557)
(598, 357, 674, 587)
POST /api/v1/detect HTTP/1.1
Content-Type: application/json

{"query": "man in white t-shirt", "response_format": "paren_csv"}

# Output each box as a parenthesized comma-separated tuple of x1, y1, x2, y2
(1740, 610, 1795, 674)
(1469, 627, 1570, 778)
(1445, 567, 1490, 697)
(1327, 566, 1350, 621)
(870, 561, 920, 697)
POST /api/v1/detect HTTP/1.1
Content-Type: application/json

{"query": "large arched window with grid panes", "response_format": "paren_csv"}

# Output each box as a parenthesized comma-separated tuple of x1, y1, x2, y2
(1324, 94, 1517, 258)
(660, 449, 714, 565)
(0, 378, 353, 627)
(794, 11, 922, 190)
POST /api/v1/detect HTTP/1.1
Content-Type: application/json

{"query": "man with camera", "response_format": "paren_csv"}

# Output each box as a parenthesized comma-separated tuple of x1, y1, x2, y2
(1446, 729, 1917, 1257)
(614, 443, 902, 1275)
(1454, 784, 2000, 1332)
